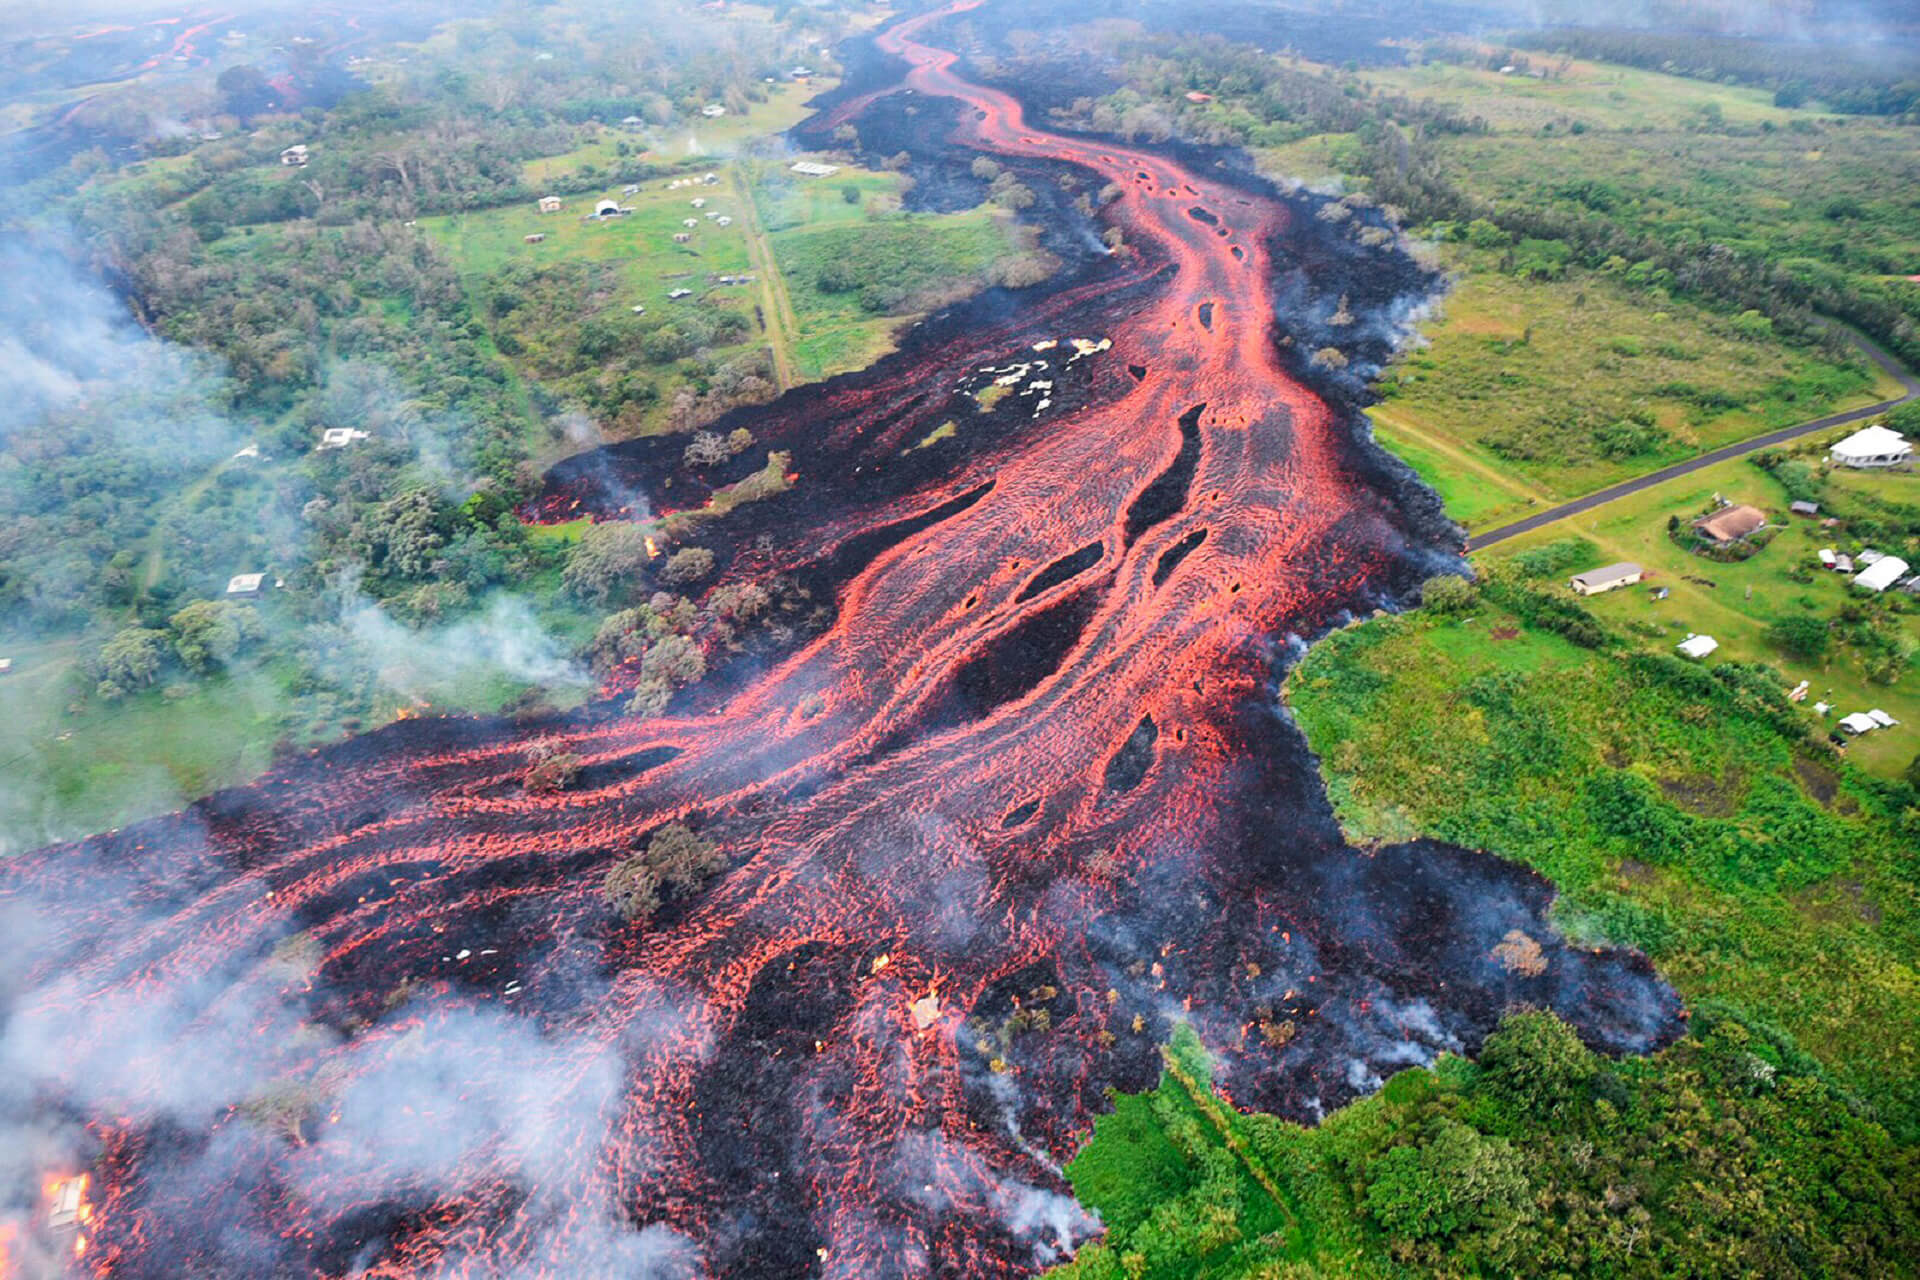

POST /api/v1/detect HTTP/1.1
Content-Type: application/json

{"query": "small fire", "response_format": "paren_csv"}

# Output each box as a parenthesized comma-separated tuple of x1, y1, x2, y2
(644, 536, 660, 559)
(870, 953, 891, 974)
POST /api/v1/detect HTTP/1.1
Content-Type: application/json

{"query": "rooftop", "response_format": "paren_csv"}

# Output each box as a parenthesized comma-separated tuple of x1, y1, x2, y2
(1695, 504, 1766, 543)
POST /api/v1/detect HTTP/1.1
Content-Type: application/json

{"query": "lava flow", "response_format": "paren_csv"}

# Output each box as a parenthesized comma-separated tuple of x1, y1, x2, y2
(0, 4, 1681, 1277)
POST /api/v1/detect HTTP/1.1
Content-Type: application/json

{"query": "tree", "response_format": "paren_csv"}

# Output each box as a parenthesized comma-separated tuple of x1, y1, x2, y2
(98, 627, 167, 691)
(1420, 574, 1476, 614)
(645, 822, 723, 893)
(841, 184, 861, 204)
(683, 431, 730, 467)
(523, 752, 582, 793)
(1474, 1008, 1597, 1117)
(169, 600, 264, 673)
(1766, 614, 1830, 660)
(661, 546, 715, 586)
(606, 856, 661, 922)
(563, 522, 653, 603)
(1362, 1119, 1530, 1244)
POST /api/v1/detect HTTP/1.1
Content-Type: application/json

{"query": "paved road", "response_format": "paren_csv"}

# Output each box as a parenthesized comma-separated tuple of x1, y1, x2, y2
(1465, 328, 1920, 552)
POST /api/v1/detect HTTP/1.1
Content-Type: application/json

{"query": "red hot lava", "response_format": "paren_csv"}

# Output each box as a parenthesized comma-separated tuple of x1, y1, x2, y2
(0, 5, 1678, 1278)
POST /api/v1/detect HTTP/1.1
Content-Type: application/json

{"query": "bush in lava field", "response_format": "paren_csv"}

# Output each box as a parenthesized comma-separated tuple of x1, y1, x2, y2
(563, 522, 655, 604)
(606, 857, 662, 922)
(523, 751, 582, 793)
(605, 822, 722, 922)
(661, 546, 716, 585)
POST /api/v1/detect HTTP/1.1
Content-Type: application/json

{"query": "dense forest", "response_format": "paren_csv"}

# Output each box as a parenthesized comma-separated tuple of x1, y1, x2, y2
(1050, 1012, 1920, 1278)
(1508, 28, 1920, 117)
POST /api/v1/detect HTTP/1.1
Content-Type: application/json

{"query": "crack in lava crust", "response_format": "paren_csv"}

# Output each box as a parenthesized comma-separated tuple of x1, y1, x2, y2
(0, 5, 1680, 1277)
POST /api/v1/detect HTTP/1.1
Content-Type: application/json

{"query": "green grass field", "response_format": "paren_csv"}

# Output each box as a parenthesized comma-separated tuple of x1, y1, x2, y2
(1347, 53, 1815, 133)
(1481, 454, 1920, 775)
(1287, 595, 1920, 1135)
(1369, 246, 1880, 513)
(769, 206, 1021, 381)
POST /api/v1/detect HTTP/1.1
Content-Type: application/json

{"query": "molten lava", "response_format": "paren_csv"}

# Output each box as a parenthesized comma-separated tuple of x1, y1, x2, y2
(0, 4, 1680, 1277)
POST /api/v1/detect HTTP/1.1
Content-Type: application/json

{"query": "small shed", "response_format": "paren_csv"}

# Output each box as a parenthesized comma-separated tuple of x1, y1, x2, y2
(524, 232, 546, 244)
(716, 215, 732, 226)
(280, 144, 310, 167)
(1676, 633, 1718, 660)
(1835, 553, 1855, 573)
(1185, 90, 1214, 103)
(1868, 708, 1900, 728)
(673, 232, 691, 243)
(48, 1176, 86, 1230)
(691, 197, 707, 208)
(790, 160, 841, 178)
(1790, 500, 1819, 517)
(682, 218, 698, 227)
(701, 103, 727, 117)
(1817, 548, 1836, 567)
(226, 573, 266, 599)
(623, 183, 641, 195)
(538, 195, 563, 213)
(0, 657, 13, 675)
(1853, 555, 1910, 593)
(1694, 504, 1767, 543)
(1829, 424, 1911, 469)
(1568, 562, 1642, 596)
(621, 115, 644, 129)
(668, 288, 693, 299)
(594, 199, 622, 218)
(319, 427, 369, 449)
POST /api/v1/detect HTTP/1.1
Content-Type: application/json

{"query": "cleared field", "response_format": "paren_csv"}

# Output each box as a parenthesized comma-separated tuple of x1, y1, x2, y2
(1479, 454, 1920, 776)
(1373, 245, 1879, 513)
(1349, 53, 1814, 132)
(768, 205, 1022, 381)
(522, 79, 830, 186)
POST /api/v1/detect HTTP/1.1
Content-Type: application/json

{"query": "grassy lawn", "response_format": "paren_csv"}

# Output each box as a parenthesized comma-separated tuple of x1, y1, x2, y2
(1348, 53, 1815, 133)
(1480, 454, 1920, 776)
(1287, 597, 1920, 1136)
(770, 207, 1021, 380)
(521, 80, 831, 186)
(1370, 245, 1878, 515)
(421, 181, 755, 301)
(0, 637, 284, 853)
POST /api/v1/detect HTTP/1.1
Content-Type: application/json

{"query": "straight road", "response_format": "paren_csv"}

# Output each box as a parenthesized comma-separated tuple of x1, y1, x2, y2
(729, 168, 801, 392)
(1465, 329, 1920, 552)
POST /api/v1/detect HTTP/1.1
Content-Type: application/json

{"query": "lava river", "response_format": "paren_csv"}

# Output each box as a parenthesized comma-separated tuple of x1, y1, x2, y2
(0, 3, 1681, 1277)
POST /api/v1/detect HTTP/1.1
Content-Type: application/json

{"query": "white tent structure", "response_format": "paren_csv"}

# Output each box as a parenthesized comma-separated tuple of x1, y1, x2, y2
(1829, 424, 1911, 468)
(1853, 555, 1910, 593)
(1677, 634, 1718, 659)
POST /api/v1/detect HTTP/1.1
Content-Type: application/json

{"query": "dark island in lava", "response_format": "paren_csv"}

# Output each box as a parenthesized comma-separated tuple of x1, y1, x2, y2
(0, 2, 1680, 1276)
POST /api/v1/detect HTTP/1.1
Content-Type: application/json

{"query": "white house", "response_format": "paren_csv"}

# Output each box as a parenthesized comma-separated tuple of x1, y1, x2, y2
(226, 573, 266, 598)
(319, 427, 369, 449)
(1838, 712, 1880, 736)
(700, 103, 727, 118)
(538, 195, 563, 213)
(1829, 424, 1911, 468)
(1853, 555, 1910, 593)
(1677, 634, 1718, 660)
(280, 144, 310, 167)
(790, 160, 841, 178)
(1568, 562, 1641, 596)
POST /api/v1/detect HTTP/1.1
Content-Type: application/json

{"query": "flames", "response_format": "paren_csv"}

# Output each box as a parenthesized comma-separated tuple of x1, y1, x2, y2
(0, 2, 1680, 1275)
